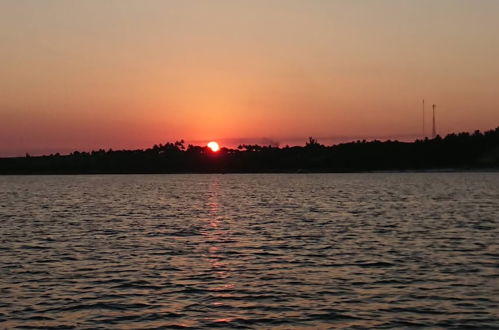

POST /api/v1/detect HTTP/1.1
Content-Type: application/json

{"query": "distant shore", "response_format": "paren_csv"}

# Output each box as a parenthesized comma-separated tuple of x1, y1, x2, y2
(1, 128, 498, 175)
(1, 169, 499, 176)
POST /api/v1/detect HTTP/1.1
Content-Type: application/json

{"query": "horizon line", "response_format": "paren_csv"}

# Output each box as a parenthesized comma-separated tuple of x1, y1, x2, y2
(2, 127, 497, 158)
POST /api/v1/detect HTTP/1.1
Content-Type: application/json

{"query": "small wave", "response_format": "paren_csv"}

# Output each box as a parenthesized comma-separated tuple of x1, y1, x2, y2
(18, 244, 51, 250)
(355, 261, 395, 267)
(59, 302, 151, 312)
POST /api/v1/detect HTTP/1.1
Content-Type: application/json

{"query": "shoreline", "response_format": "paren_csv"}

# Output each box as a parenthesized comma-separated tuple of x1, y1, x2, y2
(1, 168, 498, 176)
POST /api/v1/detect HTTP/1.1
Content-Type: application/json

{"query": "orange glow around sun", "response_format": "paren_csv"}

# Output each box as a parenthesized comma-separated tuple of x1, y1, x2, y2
(207, 141, 220, 152)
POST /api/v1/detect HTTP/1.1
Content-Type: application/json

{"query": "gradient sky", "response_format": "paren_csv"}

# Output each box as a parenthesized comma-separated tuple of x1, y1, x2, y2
(1, 0, 498, 156)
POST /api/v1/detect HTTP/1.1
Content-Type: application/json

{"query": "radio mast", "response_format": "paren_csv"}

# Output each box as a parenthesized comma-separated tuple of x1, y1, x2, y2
(422, 99, 425, 138)
(432, 104, 437, 138)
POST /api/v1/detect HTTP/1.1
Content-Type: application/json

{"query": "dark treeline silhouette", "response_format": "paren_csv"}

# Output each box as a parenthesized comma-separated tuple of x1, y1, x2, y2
(1, 128, 499, 174)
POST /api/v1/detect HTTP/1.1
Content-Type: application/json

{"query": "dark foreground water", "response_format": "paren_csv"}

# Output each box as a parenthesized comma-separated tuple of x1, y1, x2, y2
(0, 173, 498, 329)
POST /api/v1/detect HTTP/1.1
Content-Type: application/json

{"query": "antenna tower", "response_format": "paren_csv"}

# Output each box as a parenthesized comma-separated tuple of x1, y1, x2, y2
(422, 99, 425, 138)
(432, 104, 437, 138)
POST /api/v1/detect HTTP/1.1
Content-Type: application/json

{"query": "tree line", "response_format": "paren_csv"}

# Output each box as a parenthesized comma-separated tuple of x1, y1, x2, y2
(1, 127, 498, 174)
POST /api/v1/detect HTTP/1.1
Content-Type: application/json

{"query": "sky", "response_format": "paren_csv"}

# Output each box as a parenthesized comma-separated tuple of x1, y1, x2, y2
(1, 0, 498, 156)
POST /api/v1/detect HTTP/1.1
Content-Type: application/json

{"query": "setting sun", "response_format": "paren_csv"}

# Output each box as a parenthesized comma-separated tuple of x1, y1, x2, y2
(207, 141, 220, 152)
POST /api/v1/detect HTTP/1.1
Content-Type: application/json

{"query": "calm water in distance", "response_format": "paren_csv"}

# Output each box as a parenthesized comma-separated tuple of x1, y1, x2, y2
(1, 173, 498, 329)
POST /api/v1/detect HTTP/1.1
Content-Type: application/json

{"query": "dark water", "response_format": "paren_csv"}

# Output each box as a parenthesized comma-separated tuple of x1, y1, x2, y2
(1, 173, 498, 329)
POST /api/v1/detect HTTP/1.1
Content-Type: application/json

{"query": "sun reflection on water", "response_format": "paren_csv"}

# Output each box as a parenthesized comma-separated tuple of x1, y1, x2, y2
(201, 177, 237, 320)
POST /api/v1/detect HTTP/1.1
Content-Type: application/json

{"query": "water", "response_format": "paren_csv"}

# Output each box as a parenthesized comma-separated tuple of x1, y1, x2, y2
(0, 173, 498, 329)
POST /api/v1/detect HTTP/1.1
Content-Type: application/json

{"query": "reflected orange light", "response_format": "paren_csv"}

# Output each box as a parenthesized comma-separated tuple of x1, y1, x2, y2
(207, 141, 220, 152)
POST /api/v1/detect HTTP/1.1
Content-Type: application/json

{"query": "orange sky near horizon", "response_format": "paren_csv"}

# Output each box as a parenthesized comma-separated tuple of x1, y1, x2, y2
(1, 0, 499, 156)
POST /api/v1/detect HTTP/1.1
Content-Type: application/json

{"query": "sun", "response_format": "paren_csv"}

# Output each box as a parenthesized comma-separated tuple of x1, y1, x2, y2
(207, 141, 220, 152)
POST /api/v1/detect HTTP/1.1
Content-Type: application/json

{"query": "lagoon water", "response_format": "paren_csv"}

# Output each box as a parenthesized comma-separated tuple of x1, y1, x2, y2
(0, 173, 498, 329)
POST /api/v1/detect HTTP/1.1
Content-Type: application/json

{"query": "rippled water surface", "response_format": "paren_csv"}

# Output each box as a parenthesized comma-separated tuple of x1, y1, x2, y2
(1, 173, 498, 329)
